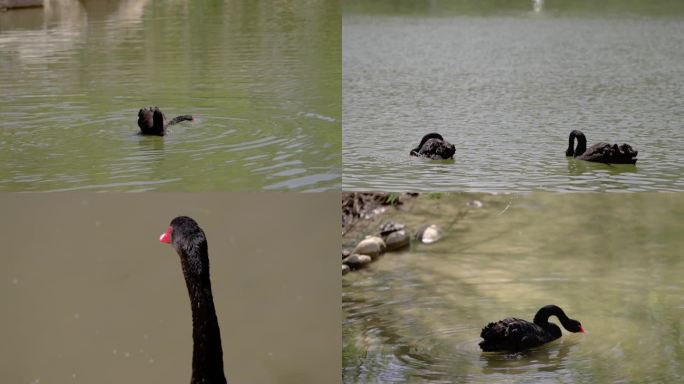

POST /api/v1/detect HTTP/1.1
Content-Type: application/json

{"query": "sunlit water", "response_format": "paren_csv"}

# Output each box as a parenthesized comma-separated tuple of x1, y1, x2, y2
(343, 193, 684, 383)
(0, 0, 340, 191)
(343, 1, 684, 191)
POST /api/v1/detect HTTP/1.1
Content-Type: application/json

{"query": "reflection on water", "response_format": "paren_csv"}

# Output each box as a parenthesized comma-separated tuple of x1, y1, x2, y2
(343, 0, 684, 191)
(343, 193, 684, 383)
(1, 193, 339, 384)
(0, 0, 340, 191)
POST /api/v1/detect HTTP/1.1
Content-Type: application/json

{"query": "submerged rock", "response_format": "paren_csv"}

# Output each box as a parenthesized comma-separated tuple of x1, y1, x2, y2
(352, 236, 386, 259)
(467, 200, 483, 208)
(342, 254, 372, 269)
(415, 224, 442, 244)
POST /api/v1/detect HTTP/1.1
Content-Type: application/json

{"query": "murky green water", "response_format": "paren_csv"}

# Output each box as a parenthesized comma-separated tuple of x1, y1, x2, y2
(343, 193, 684, 383)
(0, 0, 340, 191)
(343, 0, 684, 191)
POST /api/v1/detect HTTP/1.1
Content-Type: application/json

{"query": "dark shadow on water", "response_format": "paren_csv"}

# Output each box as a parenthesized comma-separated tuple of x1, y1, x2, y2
(480, 339, 573, 375)
(135, 134, 165, 166)
(566, 158, 637, 176)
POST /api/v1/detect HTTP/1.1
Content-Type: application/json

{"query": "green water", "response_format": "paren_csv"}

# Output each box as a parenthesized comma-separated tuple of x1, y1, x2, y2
(343, 193, 684, 383)
(0, 0, 340, 191)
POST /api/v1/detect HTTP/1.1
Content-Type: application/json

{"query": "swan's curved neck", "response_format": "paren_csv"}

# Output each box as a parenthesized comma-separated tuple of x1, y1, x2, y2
(533, 305, 575, 331)
(180, 247, 227, 384)
(567, 130, 587, 157)
(419, 133, 444, 147)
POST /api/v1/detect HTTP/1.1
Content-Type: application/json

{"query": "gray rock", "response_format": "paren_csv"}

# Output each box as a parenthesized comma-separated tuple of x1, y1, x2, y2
(383, 229, 410, 251)
(342, 254, 372, 269)
(467, 200, 483, 208)
(352, 236, 386, 259)
(342, 264, 350, 275)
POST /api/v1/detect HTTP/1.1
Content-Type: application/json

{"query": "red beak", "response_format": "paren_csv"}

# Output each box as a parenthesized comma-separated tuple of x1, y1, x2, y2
(159, 226, 172, 244)
(579, 325, 586, 333)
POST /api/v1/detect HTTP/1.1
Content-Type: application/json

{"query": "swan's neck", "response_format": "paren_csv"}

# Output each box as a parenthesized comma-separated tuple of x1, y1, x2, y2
(567, 130, 587, 157)
(179, 244, 226, 384)
(533, 304, 575, 332)
(419, 133, 444, 148)
(186, 276, 226, 384)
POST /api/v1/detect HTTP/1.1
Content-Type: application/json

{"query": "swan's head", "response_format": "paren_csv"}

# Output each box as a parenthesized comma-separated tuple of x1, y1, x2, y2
(566, 319, 585, 333)
(160, 216, 208, 276)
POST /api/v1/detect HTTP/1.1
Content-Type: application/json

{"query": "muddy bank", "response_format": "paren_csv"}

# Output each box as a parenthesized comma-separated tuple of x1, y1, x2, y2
(341, 192, 417, 234)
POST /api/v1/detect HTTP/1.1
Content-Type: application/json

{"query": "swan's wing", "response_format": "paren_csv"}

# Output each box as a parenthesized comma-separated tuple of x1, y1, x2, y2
(419, 139, 455, 159)
(579, 142, 637, 164)
(480, 318, 545, 351)
(578, 142, 613, 163)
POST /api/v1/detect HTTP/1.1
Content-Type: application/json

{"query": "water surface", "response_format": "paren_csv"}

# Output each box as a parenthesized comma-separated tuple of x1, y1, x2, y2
(0, 0, 340, 191)
(343, 0, 684, 191)
(343, 193, 684, 383)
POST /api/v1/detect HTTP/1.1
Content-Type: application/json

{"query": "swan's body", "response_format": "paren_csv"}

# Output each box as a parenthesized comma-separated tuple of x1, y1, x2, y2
(566, 130, 637, 164)
(138, 106, 193, 136)
(160, 216, 227, 384)
(479, 305, 584, 352)
(410, 133, 455, 160)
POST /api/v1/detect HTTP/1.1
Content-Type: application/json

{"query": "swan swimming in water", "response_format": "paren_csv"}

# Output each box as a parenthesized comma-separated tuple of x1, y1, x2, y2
(138, 106, 194, 136)
(410, 133, 455, 160)
(566, 130, 638, 164)
(479, 305, 585, 352)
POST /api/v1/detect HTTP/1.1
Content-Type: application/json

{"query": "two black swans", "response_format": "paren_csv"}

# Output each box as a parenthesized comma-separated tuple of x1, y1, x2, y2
(410, 133, 455, 160)
(566, 130, 638, 164)
(479, 305, 584, 352)
(138, 106, 193, 136)
(160, 216, 227, 384)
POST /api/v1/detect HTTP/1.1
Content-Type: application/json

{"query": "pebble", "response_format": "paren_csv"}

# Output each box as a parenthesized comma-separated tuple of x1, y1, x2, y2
(342, 254, 372, 269)
(415, 224, 442, 244)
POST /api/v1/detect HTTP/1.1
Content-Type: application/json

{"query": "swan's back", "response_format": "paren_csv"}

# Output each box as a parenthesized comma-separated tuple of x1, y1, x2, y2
(578, 142, 638, 164)
(411, 135, 456, 160)
(479, 318, 555, 351)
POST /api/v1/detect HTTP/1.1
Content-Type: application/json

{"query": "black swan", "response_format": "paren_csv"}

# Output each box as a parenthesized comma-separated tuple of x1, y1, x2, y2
(410, 133, 456, 160)
(138, 106, 193, 136)
(479, 305, 584, 352)
(566, 130, 638, 164)
(160, 216, 227, 384)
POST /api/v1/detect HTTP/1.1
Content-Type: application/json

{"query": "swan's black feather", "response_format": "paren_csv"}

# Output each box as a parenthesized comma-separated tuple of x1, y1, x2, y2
(165, 216, 227, 384)
(479, 305, 583, 352)
(138, 106, 193, 136)
(410, 132, 456, 160)
(566, 130, 638, 164)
